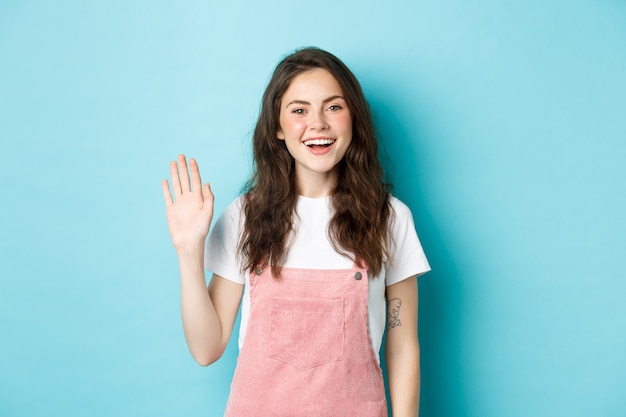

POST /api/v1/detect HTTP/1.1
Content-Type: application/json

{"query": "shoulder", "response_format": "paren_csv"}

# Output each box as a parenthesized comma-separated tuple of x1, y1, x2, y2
(384, 195, 431, 283)
(388, 195, 410, 212)
(221, 196, 246, 220)
(388, 195, 415, 223)
(385, 195, 420, 248)
(209, 196, 246, 239)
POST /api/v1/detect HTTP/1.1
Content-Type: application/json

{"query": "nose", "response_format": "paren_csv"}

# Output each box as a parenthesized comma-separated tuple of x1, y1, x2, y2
(309, 109, 329, 130)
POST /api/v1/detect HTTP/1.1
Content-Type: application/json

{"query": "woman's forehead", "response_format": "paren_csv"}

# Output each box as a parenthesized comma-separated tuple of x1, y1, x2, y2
(282, 68, 344, 104)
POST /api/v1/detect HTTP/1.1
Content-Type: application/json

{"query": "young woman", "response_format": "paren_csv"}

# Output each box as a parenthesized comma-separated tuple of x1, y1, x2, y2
(162, 47, 430, 417)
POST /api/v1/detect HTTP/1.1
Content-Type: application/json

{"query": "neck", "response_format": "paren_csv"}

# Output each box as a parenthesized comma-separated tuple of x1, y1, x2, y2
(295, 170, 338, 198)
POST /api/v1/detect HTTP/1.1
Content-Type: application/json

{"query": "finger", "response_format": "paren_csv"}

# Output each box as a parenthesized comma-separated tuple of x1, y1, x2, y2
(170, 160, 182, 196)
(189, 158, 202, 193)
(203, 182, 214, 203)
(162, 179, 173, 206)
(178, 154, 191, 193)
(202, 183, 214, 218)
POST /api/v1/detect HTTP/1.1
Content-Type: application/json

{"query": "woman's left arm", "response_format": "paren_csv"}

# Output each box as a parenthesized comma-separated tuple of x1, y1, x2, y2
(385, 275, 420, 417)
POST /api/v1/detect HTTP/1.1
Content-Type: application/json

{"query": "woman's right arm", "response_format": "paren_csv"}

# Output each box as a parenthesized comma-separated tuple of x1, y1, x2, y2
(163, 155, 243, 366)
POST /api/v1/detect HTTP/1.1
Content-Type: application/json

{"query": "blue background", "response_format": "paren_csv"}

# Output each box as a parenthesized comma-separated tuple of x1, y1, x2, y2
(1, 1, 625, 416)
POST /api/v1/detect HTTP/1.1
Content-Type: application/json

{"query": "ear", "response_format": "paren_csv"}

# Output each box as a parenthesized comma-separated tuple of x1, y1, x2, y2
(277, 130, 285, 140)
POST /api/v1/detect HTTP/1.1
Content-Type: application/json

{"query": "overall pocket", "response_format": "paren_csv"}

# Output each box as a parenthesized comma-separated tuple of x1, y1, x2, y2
(269, 297, 344, 370)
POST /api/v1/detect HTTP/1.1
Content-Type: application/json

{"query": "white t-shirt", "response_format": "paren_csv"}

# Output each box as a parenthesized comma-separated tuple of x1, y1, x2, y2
(204, 195, 430, 362)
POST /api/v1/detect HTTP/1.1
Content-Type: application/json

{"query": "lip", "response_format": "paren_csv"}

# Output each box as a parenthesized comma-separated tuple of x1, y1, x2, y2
(302, 136, 336, 155)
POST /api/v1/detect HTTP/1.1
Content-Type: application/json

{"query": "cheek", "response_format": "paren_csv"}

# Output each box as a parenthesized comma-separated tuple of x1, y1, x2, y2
(282, 119, 306, 134)
(338, 114, 353, 134)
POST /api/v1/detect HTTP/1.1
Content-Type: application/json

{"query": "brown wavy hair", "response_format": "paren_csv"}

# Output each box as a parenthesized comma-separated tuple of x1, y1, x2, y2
(239, 47, 392, 277)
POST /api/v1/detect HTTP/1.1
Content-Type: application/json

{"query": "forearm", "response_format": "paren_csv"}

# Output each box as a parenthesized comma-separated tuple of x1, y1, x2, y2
(386, 342, 420, 416)
(385, 277, 421, 416)
(177, 245, 223, 366)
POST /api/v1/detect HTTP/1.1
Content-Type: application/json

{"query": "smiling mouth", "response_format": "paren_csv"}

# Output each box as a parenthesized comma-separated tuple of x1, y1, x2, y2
(303, 138, 336, 147)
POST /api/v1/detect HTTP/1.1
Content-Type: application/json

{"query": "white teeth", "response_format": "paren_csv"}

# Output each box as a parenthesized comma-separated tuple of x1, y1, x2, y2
(303, 138, 335, 146)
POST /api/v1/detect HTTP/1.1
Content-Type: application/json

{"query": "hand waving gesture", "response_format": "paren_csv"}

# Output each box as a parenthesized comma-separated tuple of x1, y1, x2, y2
(162, 155, 214, 252)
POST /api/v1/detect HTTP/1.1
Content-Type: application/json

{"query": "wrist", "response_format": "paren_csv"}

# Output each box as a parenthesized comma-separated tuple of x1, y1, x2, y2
(175, 242, 206, 260)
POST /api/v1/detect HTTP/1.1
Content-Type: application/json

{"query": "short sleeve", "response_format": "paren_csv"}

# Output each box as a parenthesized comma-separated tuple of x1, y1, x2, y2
(204, 198, 246, 284)
(385, 197, 431, 286)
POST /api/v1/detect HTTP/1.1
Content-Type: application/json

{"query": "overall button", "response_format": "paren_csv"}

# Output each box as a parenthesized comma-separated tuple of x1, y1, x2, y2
(354, 272, 362, 280)
(255, 267, 263, 275)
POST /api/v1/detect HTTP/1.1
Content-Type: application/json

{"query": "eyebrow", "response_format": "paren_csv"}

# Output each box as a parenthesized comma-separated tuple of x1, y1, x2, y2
(285, 95, 346, 108)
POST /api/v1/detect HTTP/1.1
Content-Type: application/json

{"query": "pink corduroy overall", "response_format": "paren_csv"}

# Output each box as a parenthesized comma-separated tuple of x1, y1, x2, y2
(224, 265, 388, 417)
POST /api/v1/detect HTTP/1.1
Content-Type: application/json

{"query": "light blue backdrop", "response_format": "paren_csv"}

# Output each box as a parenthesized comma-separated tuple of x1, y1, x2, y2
(1, 1, 625, 416)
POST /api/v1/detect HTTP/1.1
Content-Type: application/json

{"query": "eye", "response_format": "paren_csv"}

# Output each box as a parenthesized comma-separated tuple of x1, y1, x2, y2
(292, 108, 305, 115)
(328, 104, 343, 111)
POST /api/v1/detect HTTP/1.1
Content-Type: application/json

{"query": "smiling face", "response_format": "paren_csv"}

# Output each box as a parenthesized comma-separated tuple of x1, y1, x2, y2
(277, 68, 353, 197)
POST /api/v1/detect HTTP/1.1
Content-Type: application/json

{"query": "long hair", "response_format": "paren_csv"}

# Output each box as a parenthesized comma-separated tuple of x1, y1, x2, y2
(239, 47, 392, 277)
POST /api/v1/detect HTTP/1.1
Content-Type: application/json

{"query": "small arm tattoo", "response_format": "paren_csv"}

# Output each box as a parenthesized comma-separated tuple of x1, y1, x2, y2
(387, 298, 402, 330)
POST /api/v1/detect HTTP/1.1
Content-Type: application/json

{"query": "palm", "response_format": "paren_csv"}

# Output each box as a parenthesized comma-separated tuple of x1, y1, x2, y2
(162, 155, 214, 250)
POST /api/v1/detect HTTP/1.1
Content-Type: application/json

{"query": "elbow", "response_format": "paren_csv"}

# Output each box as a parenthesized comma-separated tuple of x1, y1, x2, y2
(385, 338, 420, 360)
(191, 348, 224, 367)
(194, 357, 212, 367)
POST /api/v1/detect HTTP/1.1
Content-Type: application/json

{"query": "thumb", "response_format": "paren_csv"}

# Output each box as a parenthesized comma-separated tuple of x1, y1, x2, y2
(203, 183, 213, 203)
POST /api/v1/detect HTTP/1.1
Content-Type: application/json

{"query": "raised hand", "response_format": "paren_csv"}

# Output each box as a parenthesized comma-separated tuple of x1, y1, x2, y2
(162, 155, 214, 252)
